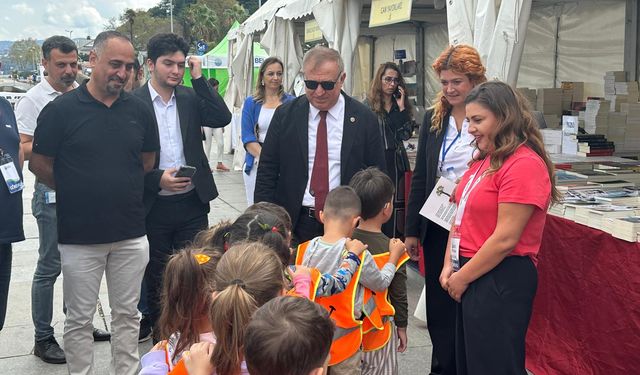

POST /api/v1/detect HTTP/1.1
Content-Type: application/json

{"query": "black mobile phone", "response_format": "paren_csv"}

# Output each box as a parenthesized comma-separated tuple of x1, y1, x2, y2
(393, 88, 402, 99)
(175, 165, 197, 178)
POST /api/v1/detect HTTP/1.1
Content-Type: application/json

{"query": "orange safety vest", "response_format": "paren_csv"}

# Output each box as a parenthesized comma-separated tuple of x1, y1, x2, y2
(296, 241, 365, 366)
(361, 251, 410, 352)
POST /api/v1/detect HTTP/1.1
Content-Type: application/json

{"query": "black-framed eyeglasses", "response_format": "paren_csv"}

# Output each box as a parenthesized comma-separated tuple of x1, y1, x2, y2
(382, 76, 400, 85)
(304, 72, 342, 91)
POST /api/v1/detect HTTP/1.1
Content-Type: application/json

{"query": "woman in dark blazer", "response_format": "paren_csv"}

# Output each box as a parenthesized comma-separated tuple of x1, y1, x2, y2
(405, 45, 486, 375)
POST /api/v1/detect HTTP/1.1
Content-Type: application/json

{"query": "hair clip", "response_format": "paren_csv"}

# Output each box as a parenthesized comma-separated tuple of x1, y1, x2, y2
(229, 279, 246, 289)
(257, 222, 270, 231)
(271, 226, 279, 233)
(194, 254, 210, 265)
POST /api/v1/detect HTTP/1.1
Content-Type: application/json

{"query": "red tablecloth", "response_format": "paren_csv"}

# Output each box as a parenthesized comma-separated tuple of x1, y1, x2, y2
(526, 215, 640, 374)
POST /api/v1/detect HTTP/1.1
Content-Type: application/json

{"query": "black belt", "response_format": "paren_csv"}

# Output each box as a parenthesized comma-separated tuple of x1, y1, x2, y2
(300, 206, 317, 218)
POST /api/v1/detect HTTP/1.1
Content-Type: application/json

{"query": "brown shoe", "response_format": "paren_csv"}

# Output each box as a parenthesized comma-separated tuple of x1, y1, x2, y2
(216, 162, 230, 172)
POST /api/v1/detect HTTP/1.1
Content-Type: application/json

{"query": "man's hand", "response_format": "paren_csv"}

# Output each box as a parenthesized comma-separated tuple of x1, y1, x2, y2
(404, 236, 420, 261)
(183, 342, 214, 375)
(188, 56, 203, 79)
(345, 238, 367, 256)
(397, 327, 408, 353)
(159, 167, 191, 192)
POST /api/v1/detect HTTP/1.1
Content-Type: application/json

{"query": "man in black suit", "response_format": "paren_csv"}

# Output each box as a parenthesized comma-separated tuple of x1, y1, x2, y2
(255, 46, 386, 244)
(132, 33, 231, 339)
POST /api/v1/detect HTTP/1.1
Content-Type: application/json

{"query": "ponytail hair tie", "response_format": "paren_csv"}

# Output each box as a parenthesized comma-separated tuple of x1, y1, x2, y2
(271, 226, 279, 233)
(229, 279, 246, 289)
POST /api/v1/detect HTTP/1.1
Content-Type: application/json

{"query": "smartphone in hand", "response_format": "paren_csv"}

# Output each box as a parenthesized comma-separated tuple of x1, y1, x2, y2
(175, 165, 197, 178)
(393, 88, 402, 99)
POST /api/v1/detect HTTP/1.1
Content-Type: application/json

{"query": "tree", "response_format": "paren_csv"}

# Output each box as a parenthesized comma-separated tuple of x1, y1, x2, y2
(9, 38, 40, 70)
(122, 9, 136, 43)
(115, 10, 173, 51)
(238, 0, 259, 14)
(184, 2, 220, 44)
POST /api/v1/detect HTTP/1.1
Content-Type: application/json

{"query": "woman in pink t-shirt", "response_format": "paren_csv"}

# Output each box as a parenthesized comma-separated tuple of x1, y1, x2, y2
(440, 81, 559, 374)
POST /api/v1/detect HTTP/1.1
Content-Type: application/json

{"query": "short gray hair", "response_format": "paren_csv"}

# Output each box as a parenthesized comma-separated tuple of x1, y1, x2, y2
(302, 46, 344, 75)
(93, 31, 131, 56)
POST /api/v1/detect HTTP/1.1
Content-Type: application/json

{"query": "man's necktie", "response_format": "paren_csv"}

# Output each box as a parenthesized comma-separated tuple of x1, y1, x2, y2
(310, 111, 329, 221)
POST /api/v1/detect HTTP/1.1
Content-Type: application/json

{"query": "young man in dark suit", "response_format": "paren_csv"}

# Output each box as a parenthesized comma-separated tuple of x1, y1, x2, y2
(132, 33, 231, 340)
(254, 46, 386, 245)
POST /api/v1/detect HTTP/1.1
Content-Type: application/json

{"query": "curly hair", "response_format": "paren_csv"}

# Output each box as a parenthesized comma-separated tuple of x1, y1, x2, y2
(430, 45, 487, 133)
(367, 62, 414, 119)
(464, 81, 560, 203)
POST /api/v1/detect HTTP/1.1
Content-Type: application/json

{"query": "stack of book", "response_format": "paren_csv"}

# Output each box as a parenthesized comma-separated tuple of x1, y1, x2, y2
(583, 99, 610, 134)
(537, 88, 563, 116)
(614, 81, 639, 101)
(561, 81, 585, 103)
(609, 216, 640, 242)
(607, 112, 627, 151)
(517, 88, 537, 109)
(576, 134, 615, 157)
(541, 129, 562, 154)
(584, 205, 639, 230)
(621, 103, 640, 151)
(604, 71, 627, 95)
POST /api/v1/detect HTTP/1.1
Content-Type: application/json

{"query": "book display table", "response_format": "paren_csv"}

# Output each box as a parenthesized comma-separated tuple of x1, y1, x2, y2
(525, 215, 640, 374)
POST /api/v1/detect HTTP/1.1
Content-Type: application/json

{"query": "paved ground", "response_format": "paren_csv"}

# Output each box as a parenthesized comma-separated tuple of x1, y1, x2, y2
(0, 152, 432, 374)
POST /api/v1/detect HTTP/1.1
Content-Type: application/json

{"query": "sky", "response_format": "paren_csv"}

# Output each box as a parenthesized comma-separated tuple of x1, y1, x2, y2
(2, 0, 160, 41)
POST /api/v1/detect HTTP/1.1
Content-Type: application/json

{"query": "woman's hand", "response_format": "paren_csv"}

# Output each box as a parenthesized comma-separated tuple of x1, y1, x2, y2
(445, 271, 469, 303)
(395, 86, 406, 111)
(439, 263, 453, 290)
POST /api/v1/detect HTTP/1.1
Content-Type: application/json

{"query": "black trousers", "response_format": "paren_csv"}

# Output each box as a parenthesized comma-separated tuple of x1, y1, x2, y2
(423, 224, 457, 375)
(144, 191, 209, 332)
(0, 244, 11, 331)
(456, 255, 537, 375)
(292, 208, 324, 248)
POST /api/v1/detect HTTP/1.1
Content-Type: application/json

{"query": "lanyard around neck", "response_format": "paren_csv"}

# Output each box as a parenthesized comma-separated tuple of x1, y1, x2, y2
(441, 123, 461, 171)
(454, 157, 488, 227)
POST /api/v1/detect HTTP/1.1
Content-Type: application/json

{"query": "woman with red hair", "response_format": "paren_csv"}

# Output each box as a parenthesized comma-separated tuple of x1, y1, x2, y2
(405, 45, 486, 375)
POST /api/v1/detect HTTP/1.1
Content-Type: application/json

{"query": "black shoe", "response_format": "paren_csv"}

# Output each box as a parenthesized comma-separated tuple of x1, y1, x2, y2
(139, 316, 152, 343)
(93, 328, 111, 342)
(34, 337, 66, 364)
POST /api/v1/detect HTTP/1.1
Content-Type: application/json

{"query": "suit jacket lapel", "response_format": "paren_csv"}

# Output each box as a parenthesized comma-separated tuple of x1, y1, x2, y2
(297, 97, 310, 167)
(340, 92, 356, 183)
(139, 83, 161, 167)
(175, 87, 189, 144)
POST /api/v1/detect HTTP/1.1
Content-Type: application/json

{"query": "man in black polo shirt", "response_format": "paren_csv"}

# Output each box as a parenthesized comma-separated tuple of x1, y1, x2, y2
(29, 31, 159, 375)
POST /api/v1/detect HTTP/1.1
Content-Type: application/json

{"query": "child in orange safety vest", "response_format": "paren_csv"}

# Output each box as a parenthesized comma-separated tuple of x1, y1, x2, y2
(296, 186, 407, 375)
(350, 167, 411, 375)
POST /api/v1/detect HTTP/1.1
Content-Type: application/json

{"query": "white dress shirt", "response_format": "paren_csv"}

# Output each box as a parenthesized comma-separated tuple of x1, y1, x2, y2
(148, 83, 193, 195)
(438, 116, 475, 179)
(16, 78, 79, 136)
(302, 95, 345, 207)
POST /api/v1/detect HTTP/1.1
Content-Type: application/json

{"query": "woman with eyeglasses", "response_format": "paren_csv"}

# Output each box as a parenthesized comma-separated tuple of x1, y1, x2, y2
(405, 45, 486, 375)
(364, 62, 414, 239)
(242, 57, 295, 205)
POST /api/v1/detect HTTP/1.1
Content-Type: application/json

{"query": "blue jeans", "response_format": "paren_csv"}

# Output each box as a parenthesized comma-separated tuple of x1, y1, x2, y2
(31, 182, 62, 341)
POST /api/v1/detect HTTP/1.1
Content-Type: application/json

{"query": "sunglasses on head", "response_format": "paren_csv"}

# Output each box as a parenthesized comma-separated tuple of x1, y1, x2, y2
(304, 72, 343, 91)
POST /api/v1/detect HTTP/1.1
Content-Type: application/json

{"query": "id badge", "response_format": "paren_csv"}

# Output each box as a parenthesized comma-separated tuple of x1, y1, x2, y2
(0, 155, 24, 194)
(450, 227, 461, 271)
(45, 191, 56, 204)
